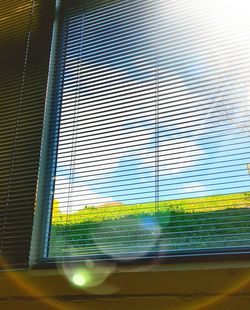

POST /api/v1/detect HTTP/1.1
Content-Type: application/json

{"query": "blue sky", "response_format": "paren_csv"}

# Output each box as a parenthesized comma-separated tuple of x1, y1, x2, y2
(54, 0, 250, 212)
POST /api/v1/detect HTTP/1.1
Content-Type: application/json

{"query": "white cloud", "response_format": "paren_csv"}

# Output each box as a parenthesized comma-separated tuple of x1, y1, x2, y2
(56, 125, 154, 180)
(182, 182, 206, 194)
(54, 176, 113, 213)
(141, 138, 204, 174)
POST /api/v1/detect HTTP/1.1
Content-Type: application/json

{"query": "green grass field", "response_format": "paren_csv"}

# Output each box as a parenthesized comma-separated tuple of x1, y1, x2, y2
(51, 192, 250, 225)
(49, 192, 250, 257)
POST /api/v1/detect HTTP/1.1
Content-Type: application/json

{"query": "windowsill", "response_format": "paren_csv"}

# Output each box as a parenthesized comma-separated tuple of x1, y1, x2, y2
(1, 260, 250, 297)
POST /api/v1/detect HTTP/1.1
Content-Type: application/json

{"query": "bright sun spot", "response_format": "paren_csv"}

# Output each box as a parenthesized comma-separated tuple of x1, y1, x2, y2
(72, 273, 87, 286)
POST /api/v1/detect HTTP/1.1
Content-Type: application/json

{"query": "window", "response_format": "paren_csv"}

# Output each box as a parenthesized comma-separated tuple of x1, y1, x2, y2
(37, 0, 250, 264)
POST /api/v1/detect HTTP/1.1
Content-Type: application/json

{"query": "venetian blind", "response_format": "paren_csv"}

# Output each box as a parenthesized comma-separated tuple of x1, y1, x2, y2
(0, 0, 54, 268)
(46, 0, 250, 261)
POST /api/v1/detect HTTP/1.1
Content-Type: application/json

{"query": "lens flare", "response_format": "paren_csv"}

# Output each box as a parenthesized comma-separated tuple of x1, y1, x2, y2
(59, 260, 118, 294)
(92, 216, 162, 261)
(72, 273, 87, 287)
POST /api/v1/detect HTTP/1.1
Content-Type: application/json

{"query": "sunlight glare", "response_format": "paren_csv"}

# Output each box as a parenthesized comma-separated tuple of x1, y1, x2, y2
(72, 273, 87, 287)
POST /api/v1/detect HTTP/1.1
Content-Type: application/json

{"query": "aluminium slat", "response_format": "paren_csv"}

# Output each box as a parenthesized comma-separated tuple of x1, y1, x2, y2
(53, 165, 249, 189)
(46, 156, 250, 186)
(78, 16, 248, 50)
(65, 22, 248, 59)
(55, 98, 247, 133)
(54, 178, 249, 202)
(57, 49, 249, 84)
(50, 216, 250, 240)
(60, 65, 250, 94)
(54, 127, 250, 157)
(54, 147, 250, 175)
(48, 238, 250, 256)
(63, 41, 249, 74)
(58, 51, 249, 81)
(63, 29, 248, 64)
(59, 81, 248, 112)
(50, 209, 250, 234)
(53, 169, 249, 194)
(65, 0, 220, 33)
(56, 92, 247, 127)
(52, 182, 250, 205)
(50, 228, 250, 247)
